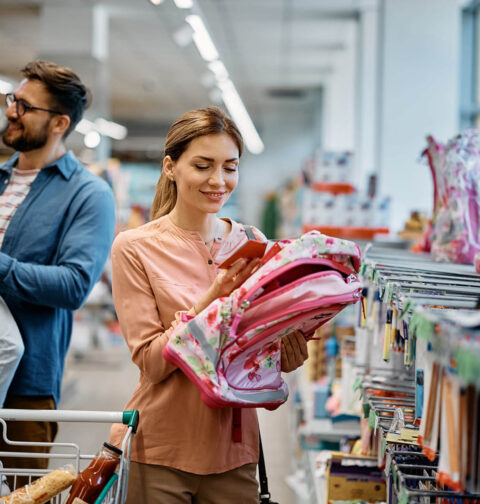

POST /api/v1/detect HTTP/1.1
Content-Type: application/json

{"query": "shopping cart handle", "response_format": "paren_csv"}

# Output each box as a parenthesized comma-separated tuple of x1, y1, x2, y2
(122, 410, 139, 433)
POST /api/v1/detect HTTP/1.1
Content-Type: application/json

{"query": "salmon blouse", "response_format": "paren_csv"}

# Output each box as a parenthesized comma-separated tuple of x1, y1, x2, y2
(110, 214, 266, 474)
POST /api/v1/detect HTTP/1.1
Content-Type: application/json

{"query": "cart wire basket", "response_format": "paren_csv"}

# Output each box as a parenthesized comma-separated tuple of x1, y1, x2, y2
(0, 408, 139, 504)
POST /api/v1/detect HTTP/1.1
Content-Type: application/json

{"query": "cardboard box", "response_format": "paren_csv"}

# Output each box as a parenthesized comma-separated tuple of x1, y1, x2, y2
(327, 452, 386, 502)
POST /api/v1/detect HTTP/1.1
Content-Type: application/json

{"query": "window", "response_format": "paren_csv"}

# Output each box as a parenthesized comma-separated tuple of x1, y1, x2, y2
(460, 0, 480, 129)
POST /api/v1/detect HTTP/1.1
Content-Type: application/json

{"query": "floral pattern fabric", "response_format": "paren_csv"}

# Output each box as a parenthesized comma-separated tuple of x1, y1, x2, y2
(163, 231, 362, 409)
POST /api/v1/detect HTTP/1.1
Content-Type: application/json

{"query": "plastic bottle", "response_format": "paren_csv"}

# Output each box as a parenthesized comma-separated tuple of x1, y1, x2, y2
(64, 442, 122, 504)
(325, 332, 339, 388)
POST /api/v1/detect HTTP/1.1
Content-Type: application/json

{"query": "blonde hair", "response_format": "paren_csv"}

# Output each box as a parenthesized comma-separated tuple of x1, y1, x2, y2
(150, 107, 243, 221)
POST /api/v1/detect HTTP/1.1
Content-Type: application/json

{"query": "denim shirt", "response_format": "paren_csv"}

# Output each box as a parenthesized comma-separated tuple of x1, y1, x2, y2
(0, 151, 116, 405)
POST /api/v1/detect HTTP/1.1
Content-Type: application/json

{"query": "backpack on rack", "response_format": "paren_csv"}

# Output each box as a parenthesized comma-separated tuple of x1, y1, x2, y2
(423, 130, 480, 264)
(163, 230, 362, 410)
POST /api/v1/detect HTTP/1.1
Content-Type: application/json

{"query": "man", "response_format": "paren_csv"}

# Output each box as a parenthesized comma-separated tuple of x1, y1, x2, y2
(0, 61, 116, 475)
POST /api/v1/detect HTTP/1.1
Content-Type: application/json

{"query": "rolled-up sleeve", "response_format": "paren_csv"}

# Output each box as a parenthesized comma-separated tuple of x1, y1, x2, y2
(111, 233, 188, 384)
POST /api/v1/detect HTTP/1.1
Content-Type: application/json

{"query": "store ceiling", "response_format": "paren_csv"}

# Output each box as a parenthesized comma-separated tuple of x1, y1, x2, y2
(0, 0, 362, 151)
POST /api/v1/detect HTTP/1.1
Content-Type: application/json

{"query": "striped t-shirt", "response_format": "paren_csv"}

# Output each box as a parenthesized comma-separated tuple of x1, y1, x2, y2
(0, 168, 41, 247)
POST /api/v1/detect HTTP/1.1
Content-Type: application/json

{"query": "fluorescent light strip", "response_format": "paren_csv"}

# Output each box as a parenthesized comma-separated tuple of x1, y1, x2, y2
(75, 118, 128, 140)
(75, 119, 96, 135)
(208, 60, 229, 82)
(183, 13, 263, 153)
(174, 0, 193, 7)
(95, 118, 128, 140)
(185, 15, 219, 62)
(218, 80, 264, 155)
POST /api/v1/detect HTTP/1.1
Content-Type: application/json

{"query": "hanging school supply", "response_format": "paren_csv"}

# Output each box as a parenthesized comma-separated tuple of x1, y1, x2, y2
(163, 230, 362, 410)
(423, 130, 480, 265)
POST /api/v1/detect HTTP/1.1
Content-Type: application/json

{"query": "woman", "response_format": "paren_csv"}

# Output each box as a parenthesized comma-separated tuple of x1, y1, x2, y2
(110, 107, 308, 503)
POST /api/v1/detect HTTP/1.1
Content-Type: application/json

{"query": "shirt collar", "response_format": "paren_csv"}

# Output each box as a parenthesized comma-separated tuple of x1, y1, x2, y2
(0, 150, 78, 180)
(44, 150, 78, 180)
(0, 152, 19, 175)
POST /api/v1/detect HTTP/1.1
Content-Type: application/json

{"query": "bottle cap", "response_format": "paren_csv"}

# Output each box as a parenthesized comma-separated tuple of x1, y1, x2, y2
(325, 336, 339, 357)
(103, 442, 122, 456)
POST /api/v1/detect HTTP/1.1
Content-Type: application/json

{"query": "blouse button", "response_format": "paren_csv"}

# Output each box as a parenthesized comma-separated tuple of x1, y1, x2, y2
(208, 259, 213, 265)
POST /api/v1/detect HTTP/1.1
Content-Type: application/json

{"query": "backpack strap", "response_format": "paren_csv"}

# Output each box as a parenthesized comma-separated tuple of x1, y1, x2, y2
(258, 434, 278, 503)
(232, 408, 242, 442)
(244, 225, 256, 240)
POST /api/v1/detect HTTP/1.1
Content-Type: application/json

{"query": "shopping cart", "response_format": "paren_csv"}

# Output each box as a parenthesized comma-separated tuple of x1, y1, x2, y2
(0, 408, 139, 504)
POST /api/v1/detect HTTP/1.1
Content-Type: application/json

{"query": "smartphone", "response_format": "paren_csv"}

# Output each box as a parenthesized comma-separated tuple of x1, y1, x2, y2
(219, 240, 267, 269)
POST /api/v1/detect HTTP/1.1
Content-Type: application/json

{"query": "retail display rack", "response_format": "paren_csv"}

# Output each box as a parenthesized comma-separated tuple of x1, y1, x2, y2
(355, 246, 480, 504)
(301, 182, 390, 241)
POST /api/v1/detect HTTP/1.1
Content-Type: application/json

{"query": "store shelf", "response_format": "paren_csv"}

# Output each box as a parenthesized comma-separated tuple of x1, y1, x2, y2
(299, 417, 360, 442)
(298, 372, 361, 442)
(302, 224, 390, 240)
(306, 450, 327, 504)
(357, 245, 480, 503)
(311, 182, 356, 195)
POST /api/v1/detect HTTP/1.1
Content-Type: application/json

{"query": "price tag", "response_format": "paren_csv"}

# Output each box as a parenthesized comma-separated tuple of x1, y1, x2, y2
(386, 282, 394, 304)
(399, 300, 413, 320)
(399, 487, 408, 504)
(384, 451, 392, 476)
(363, 403, 370, 419)
(392, 463, 397, 487)
(353, 377, 362, 391)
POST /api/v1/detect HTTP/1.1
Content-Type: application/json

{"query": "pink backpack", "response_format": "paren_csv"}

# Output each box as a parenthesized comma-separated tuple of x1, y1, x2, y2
(423, 130, 480, 264)
(163, 230, 362, 411)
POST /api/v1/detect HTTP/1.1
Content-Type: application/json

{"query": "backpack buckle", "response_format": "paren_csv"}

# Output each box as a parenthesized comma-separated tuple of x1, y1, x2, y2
(259, 493, 278, 504)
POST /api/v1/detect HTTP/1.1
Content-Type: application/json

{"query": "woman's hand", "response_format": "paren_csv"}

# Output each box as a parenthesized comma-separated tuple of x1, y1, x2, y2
(194, 257, 261, 314)
(281, 330, 309, 373)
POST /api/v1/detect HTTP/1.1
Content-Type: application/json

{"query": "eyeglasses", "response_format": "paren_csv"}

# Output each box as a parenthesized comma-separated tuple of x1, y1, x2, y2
(5, 93, 63, 117)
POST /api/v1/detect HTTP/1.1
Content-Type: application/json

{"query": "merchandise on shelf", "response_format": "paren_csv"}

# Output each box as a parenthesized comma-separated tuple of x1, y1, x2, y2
(300, 149, 390, 241)
(312, 150, 354, 185)
(354, 245, 480, 503)
(306, 323, 355, 383)
(287, 307, 369, 503)
(326, 452, 386, 502)
(422, 130, 480, 264)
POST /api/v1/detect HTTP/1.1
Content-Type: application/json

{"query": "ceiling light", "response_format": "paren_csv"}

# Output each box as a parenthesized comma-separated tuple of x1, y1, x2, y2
(75, 119, 96, 135)
(185, 15, 219, 62)
(149, 0, 165, 5)
(173, 23, 194, 47)
(218, 80, 264, 155)
(95, 118, 128, 140)
(208, 60, 229, 82)
(174, 0, 194, 8)
(0, 78, 15, 94)
(84, 131, 101, 149)
(76, 118, 127, 141)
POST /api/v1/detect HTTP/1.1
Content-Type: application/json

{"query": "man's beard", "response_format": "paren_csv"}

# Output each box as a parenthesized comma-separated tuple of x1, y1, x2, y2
(2, 119, 50, 152)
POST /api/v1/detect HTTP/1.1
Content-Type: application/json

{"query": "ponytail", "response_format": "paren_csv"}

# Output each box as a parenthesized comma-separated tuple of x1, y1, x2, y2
(149, 171, 177, 220)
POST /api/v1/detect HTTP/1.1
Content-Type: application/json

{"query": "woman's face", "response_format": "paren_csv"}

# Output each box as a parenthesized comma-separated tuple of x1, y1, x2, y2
(167, 133, 239, 215)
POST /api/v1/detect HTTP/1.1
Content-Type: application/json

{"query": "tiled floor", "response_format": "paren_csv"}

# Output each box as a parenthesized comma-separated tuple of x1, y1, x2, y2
(55, 341, 296, 503)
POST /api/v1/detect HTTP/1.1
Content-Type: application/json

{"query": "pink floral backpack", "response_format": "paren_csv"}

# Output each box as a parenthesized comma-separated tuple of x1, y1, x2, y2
(163, 230, 362, 411)
(423, 130, 480, 264)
